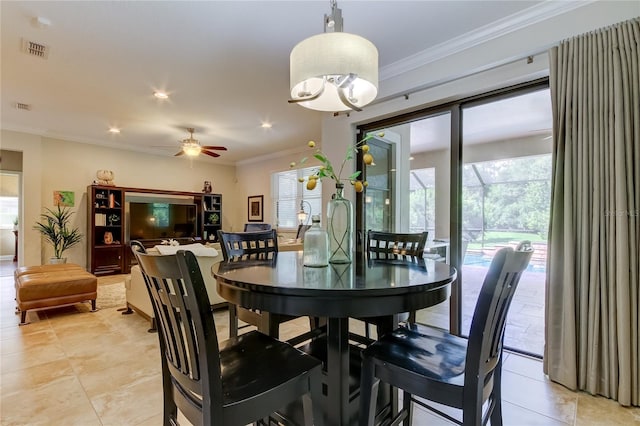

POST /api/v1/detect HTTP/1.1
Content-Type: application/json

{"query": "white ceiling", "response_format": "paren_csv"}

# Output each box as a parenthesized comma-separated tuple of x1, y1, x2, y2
(1, 0, 555, 164)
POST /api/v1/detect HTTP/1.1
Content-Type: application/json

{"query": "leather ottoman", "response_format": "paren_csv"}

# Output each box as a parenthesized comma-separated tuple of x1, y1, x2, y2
(14, 263, 84, 279)
(15, 264, 98, 325)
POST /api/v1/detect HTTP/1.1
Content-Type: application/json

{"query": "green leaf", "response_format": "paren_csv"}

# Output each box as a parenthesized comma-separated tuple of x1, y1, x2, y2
(348, 171, 362, 180)
(314, 153, 328, 164)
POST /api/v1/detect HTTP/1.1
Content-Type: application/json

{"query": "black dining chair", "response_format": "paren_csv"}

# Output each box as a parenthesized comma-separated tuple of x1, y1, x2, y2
(135, 249, 324, 426)
(217, 229, 301, 338)
(361, 230, 429, 338)
(366, 230, 428, 260)
(359, 241, 534, 426)
(243, 222, 272, 232)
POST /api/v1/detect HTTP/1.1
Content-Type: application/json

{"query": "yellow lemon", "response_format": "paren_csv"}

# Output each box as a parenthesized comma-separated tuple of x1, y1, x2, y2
(354, 181, 364, 193)
(290, 162, 296, 168)
(363, 153, 374, 165)
(306, 179, 317, 190)
(361, 144, 370, 153)
(364, 181, 369, 187)
(378, 132, 385, 137)
(298, 177, 305, 183)
(308, 141, 316, 148)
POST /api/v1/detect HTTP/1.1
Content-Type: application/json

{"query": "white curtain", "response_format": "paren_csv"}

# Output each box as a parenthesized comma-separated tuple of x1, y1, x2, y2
(544, 17, 639, 406)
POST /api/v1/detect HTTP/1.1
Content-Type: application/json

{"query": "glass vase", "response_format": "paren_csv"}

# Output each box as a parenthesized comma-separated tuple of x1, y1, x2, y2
(327, 183, 353, 264)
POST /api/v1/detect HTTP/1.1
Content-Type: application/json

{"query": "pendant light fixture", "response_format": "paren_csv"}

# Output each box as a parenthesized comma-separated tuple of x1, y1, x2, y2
(289, 0, 378, 112)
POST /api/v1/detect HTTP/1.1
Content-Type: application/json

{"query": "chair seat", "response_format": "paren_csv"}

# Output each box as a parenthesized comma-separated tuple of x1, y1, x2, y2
(363, 326, 468, 410)
(220, 330, 321, 408)
(364, 326, 467, 386)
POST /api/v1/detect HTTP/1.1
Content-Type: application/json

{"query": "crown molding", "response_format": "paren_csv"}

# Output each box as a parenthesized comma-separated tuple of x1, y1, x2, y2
(380, 0, 595, 81)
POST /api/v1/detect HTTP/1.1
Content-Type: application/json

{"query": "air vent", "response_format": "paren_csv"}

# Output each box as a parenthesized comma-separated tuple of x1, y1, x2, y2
(21, 39, 49, 59)
(15, 103, 31, 111)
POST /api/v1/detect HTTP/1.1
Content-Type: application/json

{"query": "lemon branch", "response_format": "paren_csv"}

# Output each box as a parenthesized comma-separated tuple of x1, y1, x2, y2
(290, 132, 383, 193)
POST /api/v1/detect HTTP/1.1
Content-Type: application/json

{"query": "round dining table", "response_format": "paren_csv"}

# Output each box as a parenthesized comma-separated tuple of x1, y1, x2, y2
(213, 251, 457, 426)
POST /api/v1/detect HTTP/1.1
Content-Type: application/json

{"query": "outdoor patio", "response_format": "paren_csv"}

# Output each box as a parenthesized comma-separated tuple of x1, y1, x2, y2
(417, 244, 547, 356)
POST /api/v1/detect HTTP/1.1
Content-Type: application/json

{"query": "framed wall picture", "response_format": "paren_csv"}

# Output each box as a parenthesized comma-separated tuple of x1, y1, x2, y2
(53, 190, 75, 207)
(247, 195, 263, 222)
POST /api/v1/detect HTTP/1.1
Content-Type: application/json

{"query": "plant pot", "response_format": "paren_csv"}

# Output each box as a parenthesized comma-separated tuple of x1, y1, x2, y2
(49, 257, 67, 264)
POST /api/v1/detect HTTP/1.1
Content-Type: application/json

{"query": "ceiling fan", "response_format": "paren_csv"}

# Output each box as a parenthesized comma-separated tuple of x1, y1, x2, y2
(175, 128, 227, 158)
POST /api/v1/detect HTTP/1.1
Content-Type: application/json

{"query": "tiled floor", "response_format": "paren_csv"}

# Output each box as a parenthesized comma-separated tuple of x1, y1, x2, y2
(2, 263, 638, 425)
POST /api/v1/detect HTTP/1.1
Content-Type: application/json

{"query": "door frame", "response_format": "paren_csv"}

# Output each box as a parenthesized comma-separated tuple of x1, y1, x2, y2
(355, 77, 549, 336)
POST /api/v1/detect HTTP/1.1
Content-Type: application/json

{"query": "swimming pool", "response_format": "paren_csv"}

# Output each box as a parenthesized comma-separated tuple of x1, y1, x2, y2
(463, 253, 546, 272)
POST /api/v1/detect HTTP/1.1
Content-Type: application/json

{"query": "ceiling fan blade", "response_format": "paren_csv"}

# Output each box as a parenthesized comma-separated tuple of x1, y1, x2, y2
(174, 151, 184, 156)
(201, 145, 227, 151)
(201, 150, 220, 158)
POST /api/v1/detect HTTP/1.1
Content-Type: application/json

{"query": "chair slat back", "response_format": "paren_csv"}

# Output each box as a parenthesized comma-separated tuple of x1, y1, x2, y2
(135, 250, 223, 419)
(217, 229, 278, 260)
(465, 241, 533, 388)
(367, 230, 428, 260)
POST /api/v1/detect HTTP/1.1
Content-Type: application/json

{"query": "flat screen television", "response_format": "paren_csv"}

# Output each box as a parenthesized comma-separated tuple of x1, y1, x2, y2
(128, 202, 197, 241)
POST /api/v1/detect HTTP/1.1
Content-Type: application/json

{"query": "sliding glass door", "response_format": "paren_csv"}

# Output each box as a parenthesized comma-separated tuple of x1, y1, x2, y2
(461, 87, 552, 355)
(357, 79, 551, 356)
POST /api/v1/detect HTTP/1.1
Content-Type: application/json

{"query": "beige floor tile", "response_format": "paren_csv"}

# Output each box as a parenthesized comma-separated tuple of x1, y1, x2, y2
(0, 270, 637, 425)
(57, 330, 140, 357)
(0, 358, 75, 398)
(502, 401, 570, 425)
(0, 341, 68, 374)
(575, 392, 640, 425)
(412, 405, 457, 425)
(134, 412, 164, 426)
(503, 352, 547, 382)
(89, 373, 163, 426)
(501, 370, 577, 424)
(0, 328, 59, 355)
(0, 316, 51, 337)
(78, 355, 161, 398)
(68, 340, 159, 375)
(0, 375, 101, 426)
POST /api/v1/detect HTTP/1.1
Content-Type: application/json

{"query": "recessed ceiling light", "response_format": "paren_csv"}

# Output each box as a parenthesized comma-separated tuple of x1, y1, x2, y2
(108, 127, 120, 134)
(409, 156, 414, 160)
(32, 17, 52, 29)
(154, 91, 169, 100)
(261, 122, 272, 129)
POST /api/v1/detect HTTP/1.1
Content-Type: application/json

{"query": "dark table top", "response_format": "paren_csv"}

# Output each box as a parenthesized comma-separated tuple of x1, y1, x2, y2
(213, 251, 457, 318)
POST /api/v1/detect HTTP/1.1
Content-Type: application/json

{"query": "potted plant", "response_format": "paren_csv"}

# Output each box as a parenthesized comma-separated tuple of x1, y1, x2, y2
(33, 205, 83, 264)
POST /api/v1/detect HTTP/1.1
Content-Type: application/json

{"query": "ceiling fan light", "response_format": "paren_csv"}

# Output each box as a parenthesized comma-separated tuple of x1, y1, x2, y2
(290, 32, 378, 112)
(183, 142, 202, 156)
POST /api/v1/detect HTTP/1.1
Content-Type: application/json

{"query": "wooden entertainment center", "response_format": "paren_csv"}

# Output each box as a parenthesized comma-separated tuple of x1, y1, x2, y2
(87, 185, 222, 276)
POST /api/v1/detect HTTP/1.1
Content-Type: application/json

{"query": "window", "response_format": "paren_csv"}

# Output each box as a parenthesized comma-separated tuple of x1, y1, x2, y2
(0, 196, 19, 228)
(409, 168, 436, 235)
(272, 167, 322, 229)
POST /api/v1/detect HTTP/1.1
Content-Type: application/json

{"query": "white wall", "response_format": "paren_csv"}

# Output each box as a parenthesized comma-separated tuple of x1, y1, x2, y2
(1, 130, 238, 267)
(1, 130, 43, 267)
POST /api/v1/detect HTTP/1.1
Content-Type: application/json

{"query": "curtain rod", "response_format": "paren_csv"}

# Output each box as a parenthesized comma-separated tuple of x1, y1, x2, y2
(334, 47, 551, 117)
